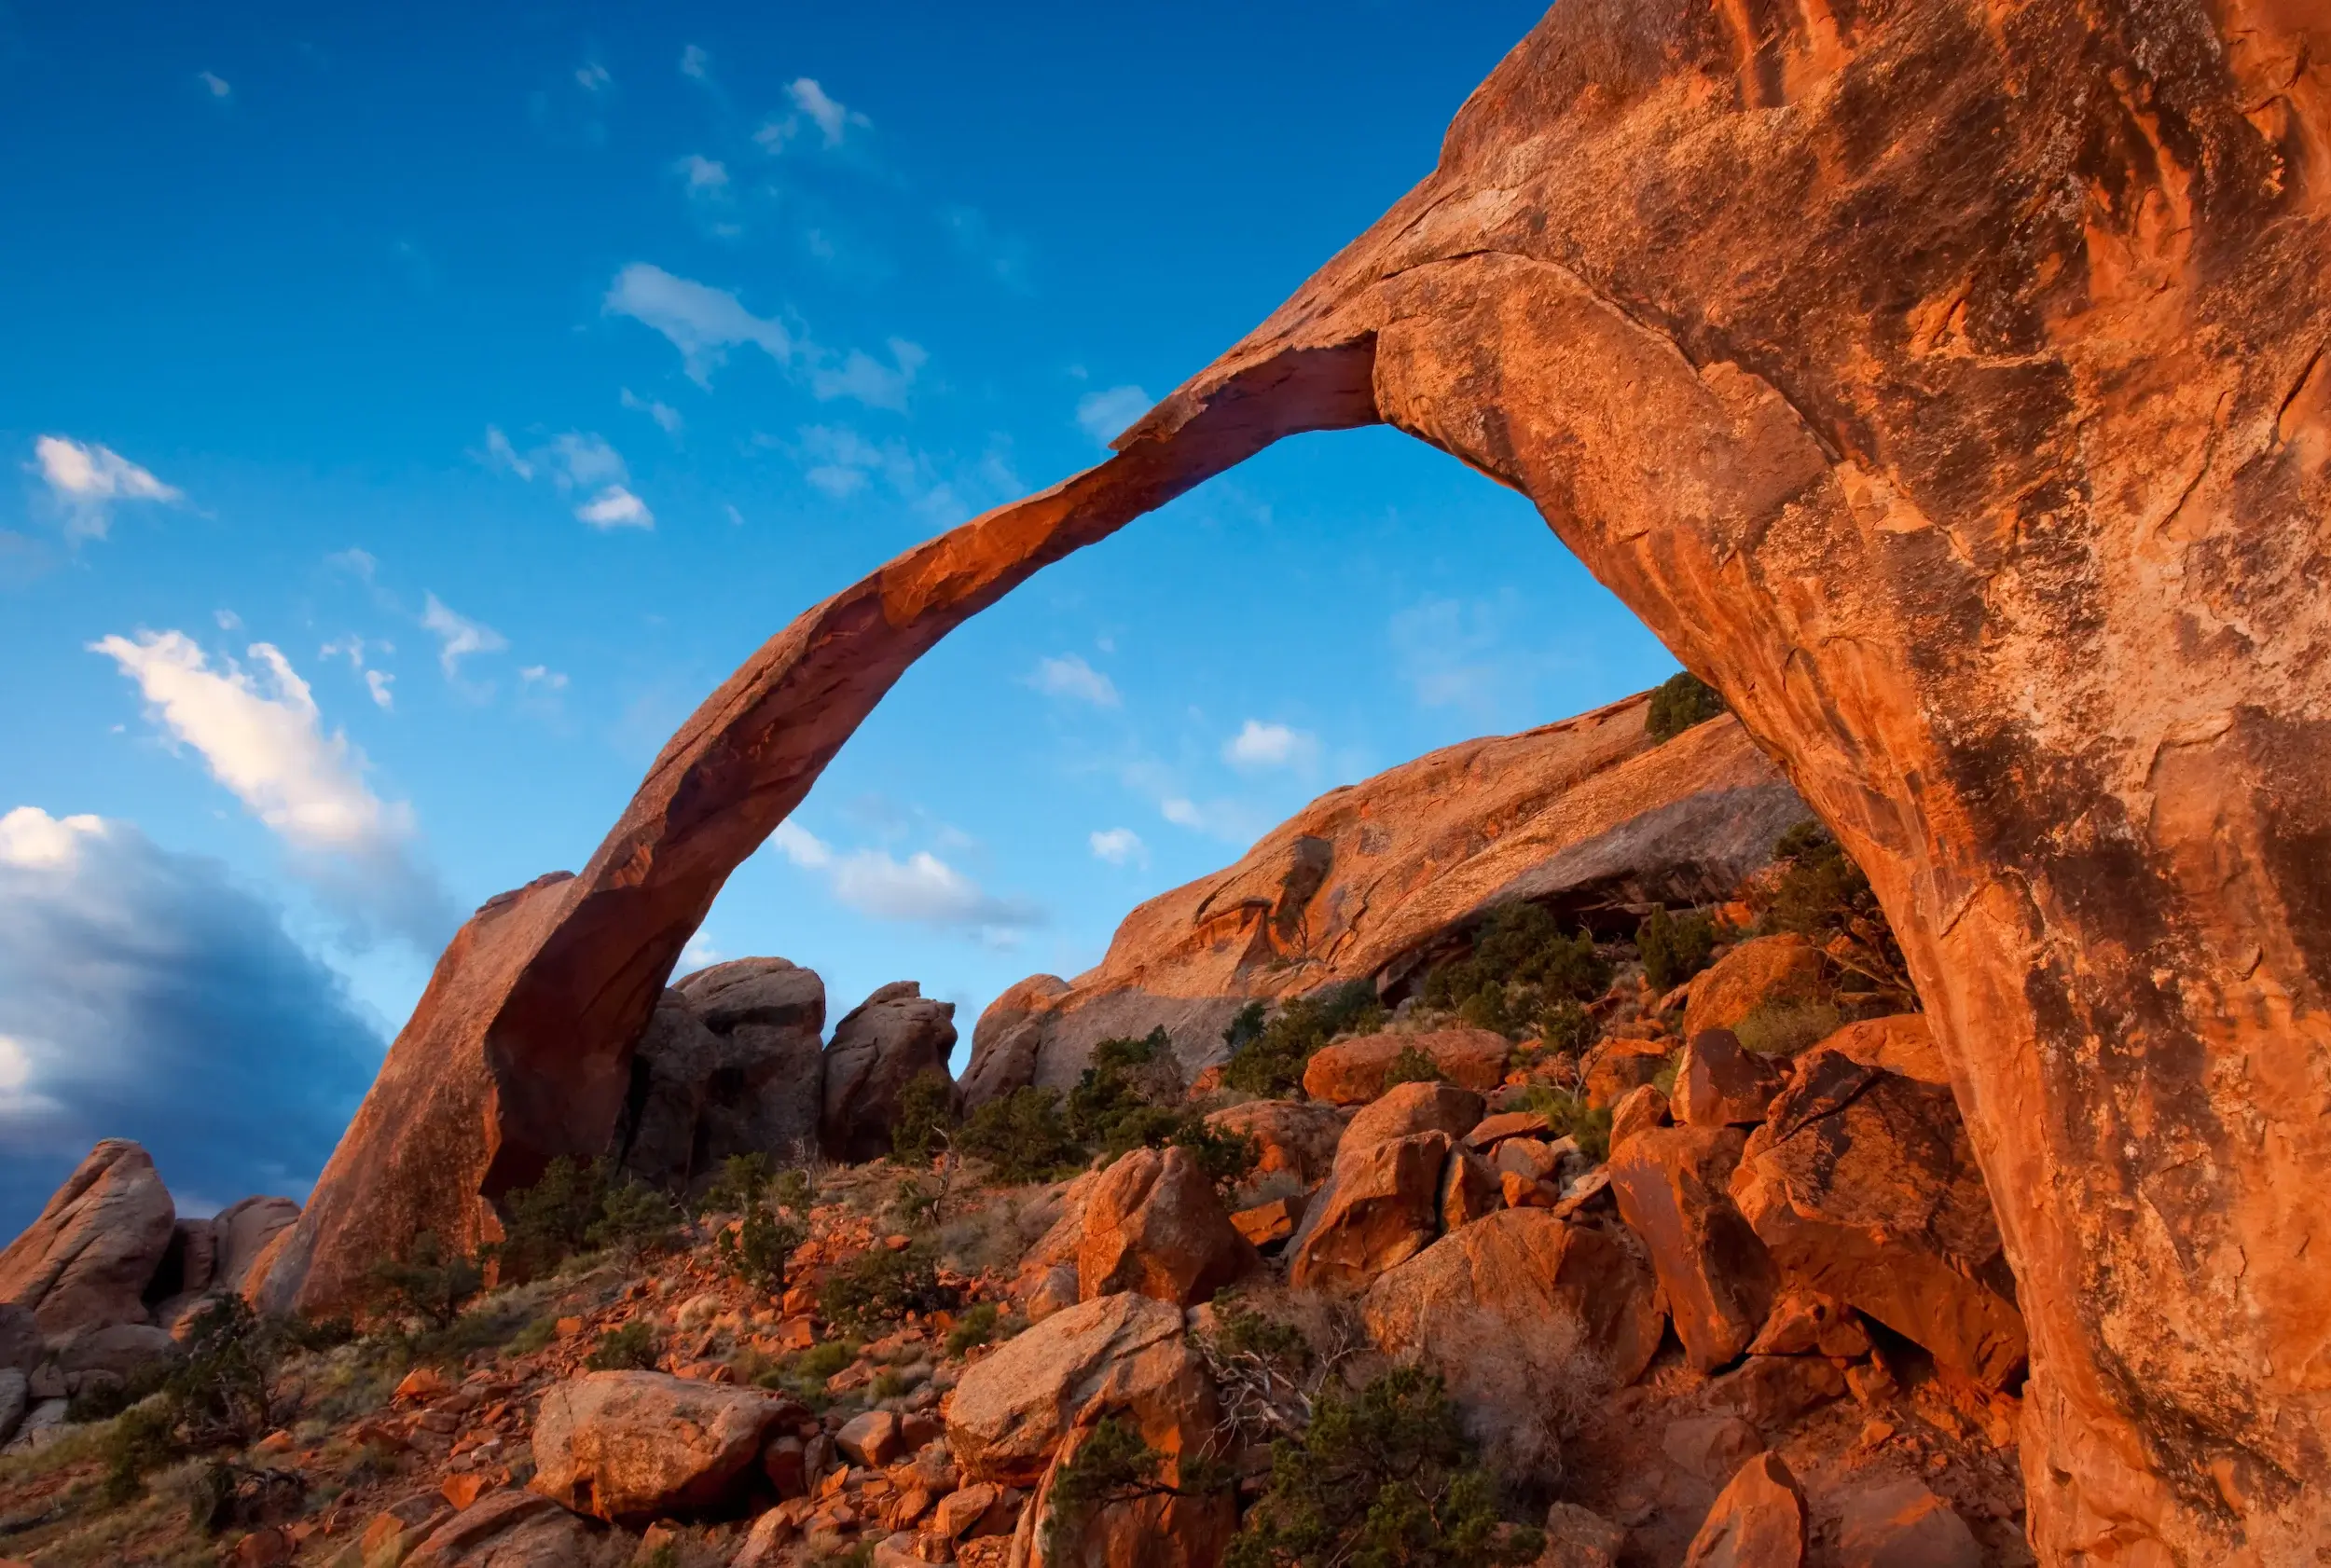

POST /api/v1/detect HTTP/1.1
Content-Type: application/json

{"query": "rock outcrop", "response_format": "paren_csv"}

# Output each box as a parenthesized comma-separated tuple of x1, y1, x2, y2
(1685, 1452, 1806, 1568)
(820, 983, 957, 1163)
(261, 2, 2331, 1556)
(0, 1141, 173, 1339)
(1283, 1081, 1484, 1292)
(1361, 1211, 1662, 1479)
(1732, 1050, 2026, 1388)
(614, 958, 828, 1190)
(1074, 1146, 1254, 1306)
(1300, 1028, 1510, 1105)
(1607, 1127, 1778, 1371)
(529, 1370, 792, 1523)
(966, 708, 1804, 1094)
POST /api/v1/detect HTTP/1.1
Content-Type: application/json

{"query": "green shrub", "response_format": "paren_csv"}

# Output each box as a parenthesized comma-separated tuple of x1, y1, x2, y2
(1227, 1367, 1541, 1568)
(506, 1317, 559, 1357)
(821, 1243, 959, 1332)
(1762, 821, 1913, 1005)
(1381, 1046, 1445, 1088)
(1045, 1416, 1224, 1561)
(1645, 671, 1726, 743)
(495, 1155, 610, 1280)
(890, 1069, 958, 1166)
(366, 1231, 484, 1331)
(1222, 982, 1386, 1097)
(102, 1402, 183, 1504)
(1733, 999, 1843, 1058)
(1508, 1085, 1614, 1164)
(1222, 1001, 1267, 1053)
(588, 1178, 680, 1258)
(793, 1339, 860, 1382)
(584, 1321, 660, 1372)
(1424, 905, 1610, 1041)
(959, 1087, 1084, 1184)
(1639, 904, 1719, 994)
(698, 1152, 775, 1217)
(945, 1302, 1000, 1356)
(717, 1203, 806, 1295)
(773, 1167, 818, 1215)
(1537, 1000, 1594, 1056)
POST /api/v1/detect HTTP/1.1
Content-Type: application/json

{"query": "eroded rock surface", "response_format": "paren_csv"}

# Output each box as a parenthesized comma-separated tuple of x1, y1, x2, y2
(0, 1141, 174, 1339)
(529, 1371, 791, 1523)
(821, 983, 957, 1163)
(1608, 1126, 1778, 1371)
(614, 958, 828, 1190)
(1074, 1146, 1254, 1307)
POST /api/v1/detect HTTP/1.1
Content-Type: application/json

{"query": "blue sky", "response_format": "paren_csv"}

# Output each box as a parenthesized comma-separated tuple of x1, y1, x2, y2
(0, 0, 1681, 1225)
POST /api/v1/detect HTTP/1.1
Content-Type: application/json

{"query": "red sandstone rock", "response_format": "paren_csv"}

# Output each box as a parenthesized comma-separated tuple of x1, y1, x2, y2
(1684, 1452, 1806, 1567)
(1362, 1211, 1662, 1478)
(1228, 1195, 1303, 1249)
(529, 1370, 789, 1522)
(0, 1141, 173, 1340)
(1662, 1414, 1765, 1486)
(1075, 1147, 1254, 1306)
(1439, 1146, 1503, 1230)
(1583, 1040, 1670, 1111)
(1733, 1051, 2025, 1389)
(1681, 939, 1828, 1043)
(1814, 1014, 1949, 1086)
(822, 983, 957, 1163)
(1705, 1355, 1848, 1428)
(1835, 1479, 1982, 1568)
(1607, 1127, 1778, 1371)
(1747, 1291, 1871, 1359)
(1465, 1110, 1552, 1149)
(1285, 1131, 1450, 1294)
(1201, 1100, 1344, 1189)
(1300, 1028, 1511, 1104)
(1608, 1085, 1671, 1153)
(1674, 1031, 1788, 1128)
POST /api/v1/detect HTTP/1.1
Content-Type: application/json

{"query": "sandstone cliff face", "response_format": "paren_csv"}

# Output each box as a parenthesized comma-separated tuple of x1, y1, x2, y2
(965, 699, 1804, 1100)
(266, 2, 2331, 1557)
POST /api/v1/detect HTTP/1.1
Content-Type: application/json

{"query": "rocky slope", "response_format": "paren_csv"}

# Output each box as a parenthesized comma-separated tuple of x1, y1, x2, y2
(963, 695, 1805, 1104)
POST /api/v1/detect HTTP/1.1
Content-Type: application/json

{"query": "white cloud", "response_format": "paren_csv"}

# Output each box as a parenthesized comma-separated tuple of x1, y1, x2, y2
(325, 547, 377, 580)
(30, 435, 184, 540)
(0, 807, 104, 869)
(86, 635, 450, 946)
(1389, 595, 1542, 718)
(1161, 798, 1203, 830)
(765, 817, 1038, 941)
(1089, 828, 1145, 866)
(520, 665, 569, 691)
(198, 70, 231, 98)
(785, 426, 1005, 525)
(576, 486, 654, 530)
(575, 62, 612, 93)
(675, 153, 729, 193)
(548, 432, 627, 489)
(1224, 719, 1318, 770)
(680, 929, 722, 969)
(679, 44, 711, 81)
(621, 388, 683, 436)
(321, 635, 395, 710)
(364, 670, 394, 709)
(809, 338, 926, 412)
(763, 77, 867, 149)
(215, 609, 241, 631)
(1156, 793, 1268, 845)
(1075, 385, 1151, 447)
(604, 263, 793, 385)
(1028, 653, 1120, 708)
(421, 593, 508, 681)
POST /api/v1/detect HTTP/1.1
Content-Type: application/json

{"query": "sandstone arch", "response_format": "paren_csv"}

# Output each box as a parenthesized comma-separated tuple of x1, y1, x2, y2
(255, 0, 2331, 1560)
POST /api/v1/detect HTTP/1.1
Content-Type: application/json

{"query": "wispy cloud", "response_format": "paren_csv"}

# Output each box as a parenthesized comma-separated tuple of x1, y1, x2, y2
(87, 633, 451, 947)
(756, 77, 869, 151)
(1223, 719, 1317, 771)
(679, 44, 712, 82)
(29, 435, 184, 540)
(1028, 653, 1120, 708)
(196, 70, 231, 99)
(1075, 385, 1151, 447)
(575, 487, 653, 530)
(479, 427, 654, 528)
(674, 153, 729, 196)
(766, 818, 1040, 943)
(1089, 827, 1146, 866)
(1389, 594, 1547, 719)
(574, 62, 612, 93)
(320, 635, 396, 711)
(943, 206, 1033, 291)
(621, 389, 683, 437)
(808, 339, 925, 412)
(785, 426, 1013, 525)
(603, 263, 793, 386)
(420, 593, 508, 683)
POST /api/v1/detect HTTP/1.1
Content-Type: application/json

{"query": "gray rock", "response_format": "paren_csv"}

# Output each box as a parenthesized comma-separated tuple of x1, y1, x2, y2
(0, 1140, 174, 1338)
(0, 1303, 39, 1374)
(821, 982, 957, 1162)
(58, 1322, 177, 1382)
(0, 1369, 26, 1448)
(3, 1397, 68, 1454)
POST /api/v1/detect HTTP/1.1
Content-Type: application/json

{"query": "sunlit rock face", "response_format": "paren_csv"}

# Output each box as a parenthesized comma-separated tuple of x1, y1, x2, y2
(259, 2, 2331, 1558)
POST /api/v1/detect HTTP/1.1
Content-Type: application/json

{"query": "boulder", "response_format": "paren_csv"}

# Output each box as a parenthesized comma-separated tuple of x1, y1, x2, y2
(1019, 1408, 1235, 1568)
(1705, 1355, 1847, 1427)
(945, 1292, 1208, 1489)
(821, 983, 958, 1162)
(1681, 937, 1827, 1042)
(1814, 1015, 1950, 1086)
(959, 975, 1072, 1109)
(0, 1305, 39, 1374)
(1747, 1291, 1871, 1359)
(1301, 1028, 1511, 1104)
(1076, 1147, 1255, 1306)
(1540, 1502, 1628, 1568)
(0, 1140, 174, 1338)
(529, 1370, 792, 1522)
(1732, 1051, 2025, 1388)
(1661, 1414, 1765, 1486)
(1608, 1126, 1778, 1370)
(210, 1197, 301, 1294)
(1362, 1211, 1662, 1477)
(1440, 1147, 1503, 1230)
(56, 1322, 176, 1385)
(0, 1369, 25, 1449)
(616, 961, 831, 1189)
(1338, 1080, 1485, 1150)
(1465, 1111, 1552, 1149)
(1285, 1132, 1451, 1294)
(837, 1409, 909, 1467)
(1835, 1479, 1982, 1568)
(1202, 1100, 1344, 1188)
(1584, 1040, 1670, 1111)
(1673, 1031, 1787, 1128)
(1684, 1452, 1806, 1568)
(405, 1489, 606, 1567)
(1608, 1085, 1671, 1152)
(1229, 1195, 1304, 1248)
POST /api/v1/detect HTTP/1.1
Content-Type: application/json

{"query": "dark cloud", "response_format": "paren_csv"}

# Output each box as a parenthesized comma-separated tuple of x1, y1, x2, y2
(0, 808, 383, 1233)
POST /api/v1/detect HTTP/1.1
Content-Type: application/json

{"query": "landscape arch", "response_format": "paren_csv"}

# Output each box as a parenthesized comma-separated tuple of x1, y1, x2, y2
(255, 0, 2331, 1561)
